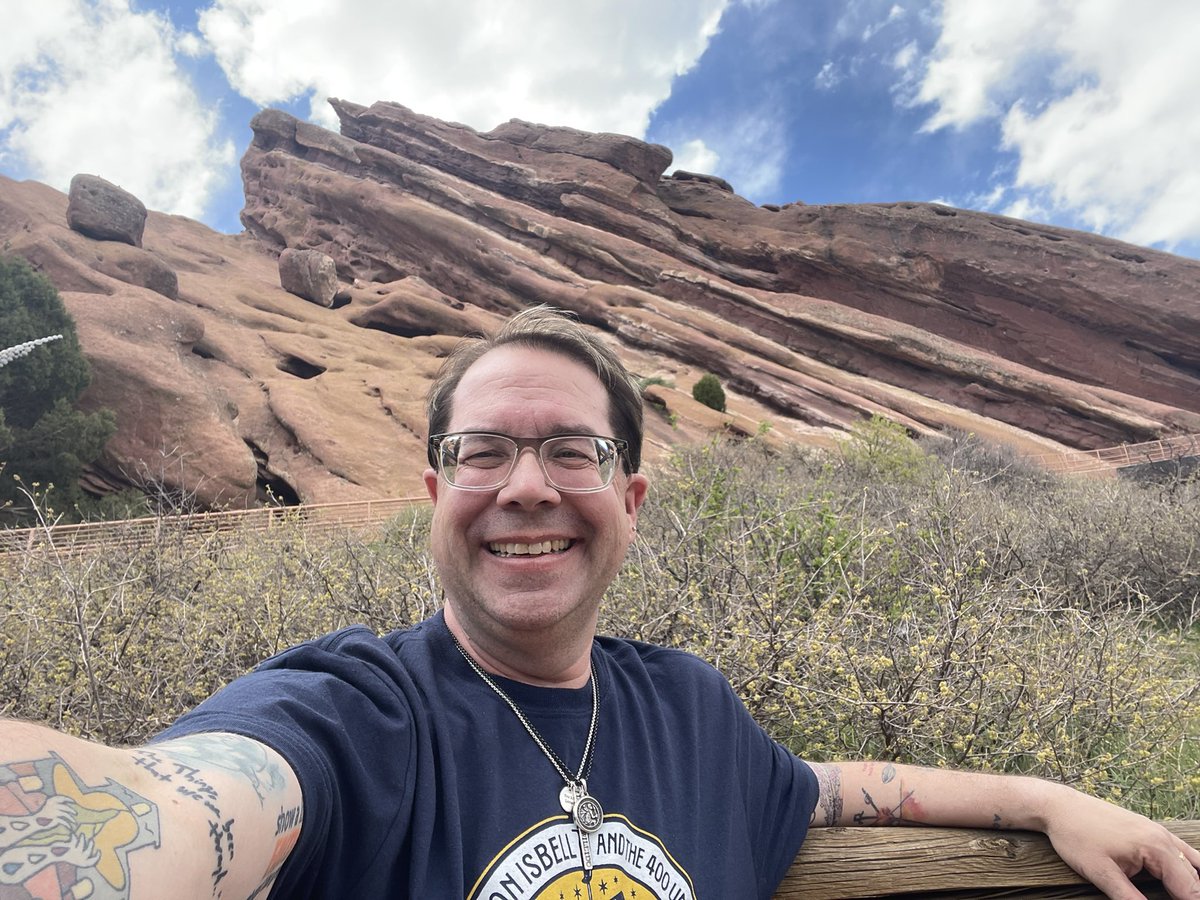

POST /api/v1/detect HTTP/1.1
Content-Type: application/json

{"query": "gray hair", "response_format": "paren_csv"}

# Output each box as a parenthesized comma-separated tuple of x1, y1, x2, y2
(425, 306, 643, 473)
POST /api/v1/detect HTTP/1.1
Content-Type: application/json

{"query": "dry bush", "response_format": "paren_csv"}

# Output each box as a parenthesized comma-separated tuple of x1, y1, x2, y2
(0, 510, 438, 745)
(605, 438, 1200, 817)
(3, 435, 1198, 816)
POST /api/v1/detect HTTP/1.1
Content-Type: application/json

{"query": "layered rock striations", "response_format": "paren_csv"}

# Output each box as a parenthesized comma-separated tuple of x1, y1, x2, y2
(2, 98, 1199, 508)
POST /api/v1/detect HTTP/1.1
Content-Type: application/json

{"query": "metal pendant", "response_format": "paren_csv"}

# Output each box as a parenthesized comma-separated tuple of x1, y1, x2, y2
(559, 783, 577, 813)
(573, 792, 604, 833)
(560, 778, 591, 814)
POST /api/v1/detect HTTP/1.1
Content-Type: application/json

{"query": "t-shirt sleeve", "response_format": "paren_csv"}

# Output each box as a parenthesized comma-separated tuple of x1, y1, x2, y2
(639, 645, 820, 896)
(738, 711, 819, 895)
(153, 626, 418, 898)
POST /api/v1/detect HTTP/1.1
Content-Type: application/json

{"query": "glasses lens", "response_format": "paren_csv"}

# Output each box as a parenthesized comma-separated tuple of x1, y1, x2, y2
(540, 436, 617, 492)
(439, 433, 517, 489)
(436, 434, 622, 492)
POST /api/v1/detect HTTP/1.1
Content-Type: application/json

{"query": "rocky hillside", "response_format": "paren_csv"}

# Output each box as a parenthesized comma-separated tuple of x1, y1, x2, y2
(2, 98, 1198, 509)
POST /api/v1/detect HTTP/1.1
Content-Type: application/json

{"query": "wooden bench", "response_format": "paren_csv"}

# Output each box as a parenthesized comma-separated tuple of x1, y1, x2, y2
(775, 821, 1200, 899)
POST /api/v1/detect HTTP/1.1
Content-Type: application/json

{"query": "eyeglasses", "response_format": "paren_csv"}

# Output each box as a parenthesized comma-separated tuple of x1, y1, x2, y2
(428, 432, 628, 493)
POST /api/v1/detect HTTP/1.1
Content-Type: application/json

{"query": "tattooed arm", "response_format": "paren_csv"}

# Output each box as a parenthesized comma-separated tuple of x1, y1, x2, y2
(805, 761, 1200, 900)
(0, 719, 303, 900)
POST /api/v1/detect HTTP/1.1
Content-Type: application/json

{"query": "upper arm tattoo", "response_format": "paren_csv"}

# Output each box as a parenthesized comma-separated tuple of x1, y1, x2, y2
(144, 733, 288, 805)
(136, 733, 300, 896)
(0, 735, 299, 900)
(0, 752, 159, 897)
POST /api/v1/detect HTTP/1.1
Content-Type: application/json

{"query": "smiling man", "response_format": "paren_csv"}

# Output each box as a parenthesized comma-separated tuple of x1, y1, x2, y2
(2, 307, 1199, 900)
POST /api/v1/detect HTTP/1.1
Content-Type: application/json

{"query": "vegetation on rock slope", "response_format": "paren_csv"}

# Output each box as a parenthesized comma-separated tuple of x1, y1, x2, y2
(0, 256, 115, 525)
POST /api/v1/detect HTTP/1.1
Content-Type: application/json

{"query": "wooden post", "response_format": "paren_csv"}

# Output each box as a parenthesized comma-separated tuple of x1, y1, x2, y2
(774, 821, 1200, 899)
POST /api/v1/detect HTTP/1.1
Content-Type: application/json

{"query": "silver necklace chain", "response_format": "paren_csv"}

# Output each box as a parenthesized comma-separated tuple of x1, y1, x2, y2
(450, 631, 605, 894)
(449, 633, 599, 787)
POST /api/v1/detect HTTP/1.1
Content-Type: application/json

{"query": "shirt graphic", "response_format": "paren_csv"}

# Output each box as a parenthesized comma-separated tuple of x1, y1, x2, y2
(469, 815, 695, 900)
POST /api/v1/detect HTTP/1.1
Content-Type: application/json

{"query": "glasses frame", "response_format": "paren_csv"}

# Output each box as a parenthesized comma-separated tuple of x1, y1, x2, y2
(428, 432, 629, 493)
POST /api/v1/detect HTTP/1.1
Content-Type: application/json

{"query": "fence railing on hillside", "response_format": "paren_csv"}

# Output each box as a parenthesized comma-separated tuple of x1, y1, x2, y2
(1033, 433, 1200, 475)
(776, 820, 1200, 898)
(0, 496, 430, 557)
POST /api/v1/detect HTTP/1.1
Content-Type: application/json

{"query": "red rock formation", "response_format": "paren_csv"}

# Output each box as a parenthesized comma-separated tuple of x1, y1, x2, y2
(2, 98, 1199, 508)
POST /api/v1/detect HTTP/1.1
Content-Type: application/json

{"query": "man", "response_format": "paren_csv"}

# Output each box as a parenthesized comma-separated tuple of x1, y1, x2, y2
(2, 307, 1198, 900)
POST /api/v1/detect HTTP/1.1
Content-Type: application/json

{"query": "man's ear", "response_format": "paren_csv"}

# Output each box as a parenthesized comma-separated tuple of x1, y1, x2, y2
(624, 472, 649, 524)
(423, 468, 440, 505)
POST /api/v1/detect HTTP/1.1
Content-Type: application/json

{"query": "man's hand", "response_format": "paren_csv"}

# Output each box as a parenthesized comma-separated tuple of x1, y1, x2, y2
(808, 760, 1200, 899)
(1040, 787, 1200, 900)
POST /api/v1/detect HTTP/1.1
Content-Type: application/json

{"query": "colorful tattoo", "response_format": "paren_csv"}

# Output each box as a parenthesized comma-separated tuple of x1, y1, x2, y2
(247, 812, 303, 900)
(0, 753, 159, 899)
(809, 763, 844, 826)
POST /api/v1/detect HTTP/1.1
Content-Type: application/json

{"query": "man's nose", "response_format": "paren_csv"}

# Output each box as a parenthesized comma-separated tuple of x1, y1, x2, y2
(496, 447, 560, 507)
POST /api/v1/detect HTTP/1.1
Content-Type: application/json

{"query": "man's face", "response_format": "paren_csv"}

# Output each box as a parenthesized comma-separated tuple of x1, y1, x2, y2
(423, 345, 649, 654)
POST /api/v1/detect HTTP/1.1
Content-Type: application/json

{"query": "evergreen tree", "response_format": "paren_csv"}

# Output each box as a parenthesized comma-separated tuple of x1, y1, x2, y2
(0, 256, 116, 524)
(692, 372, 727, 413)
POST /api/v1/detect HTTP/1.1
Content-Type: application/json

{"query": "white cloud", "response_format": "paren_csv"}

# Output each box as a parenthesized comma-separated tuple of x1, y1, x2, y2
(862, 3, 905, 40)
(814, 61, 841, 91)
(657, 107, 786, 201)
(892, 40, 918, 73)
(198, 0, 730, 138)
(0, 0, 235, 219)
(668, 139, 721, 176)
(912, 0, 1200, 250)
(1001, 195, 1050, 224)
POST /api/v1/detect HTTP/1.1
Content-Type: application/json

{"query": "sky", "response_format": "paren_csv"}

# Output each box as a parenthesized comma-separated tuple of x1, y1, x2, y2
(3, 0, 1199, 259)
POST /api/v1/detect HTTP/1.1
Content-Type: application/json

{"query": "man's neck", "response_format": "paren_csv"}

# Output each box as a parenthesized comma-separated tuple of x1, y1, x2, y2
(443, 605, 594, 688)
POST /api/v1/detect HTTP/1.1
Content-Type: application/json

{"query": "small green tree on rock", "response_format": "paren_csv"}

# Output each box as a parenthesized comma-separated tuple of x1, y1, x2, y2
(692, 372, 726, 413)
(0, 256, 116, 524)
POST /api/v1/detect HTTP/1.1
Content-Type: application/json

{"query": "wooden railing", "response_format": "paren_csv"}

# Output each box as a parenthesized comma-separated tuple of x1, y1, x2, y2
(776, 821, 1200, 899)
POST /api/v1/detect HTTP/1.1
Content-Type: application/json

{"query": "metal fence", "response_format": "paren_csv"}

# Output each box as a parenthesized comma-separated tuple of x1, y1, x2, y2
(1032, 432, 1200, 475)
(0, 496, 430, 557)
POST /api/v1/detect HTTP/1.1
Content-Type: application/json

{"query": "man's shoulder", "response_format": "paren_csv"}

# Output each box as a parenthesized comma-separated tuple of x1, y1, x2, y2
(256, 613, 444, 673)
(596, 634, 736, 697)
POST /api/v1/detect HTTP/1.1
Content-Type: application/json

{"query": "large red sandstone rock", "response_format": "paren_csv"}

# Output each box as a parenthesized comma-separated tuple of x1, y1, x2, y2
(67, 174, 148, 247)
(2, 98, 1199, 508)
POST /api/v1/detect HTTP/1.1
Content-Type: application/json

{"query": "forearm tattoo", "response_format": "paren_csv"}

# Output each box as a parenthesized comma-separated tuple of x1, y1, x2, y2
(851, 763, 920, 826)
(0, 753, 159, 897)
(809, 763, 844, 826)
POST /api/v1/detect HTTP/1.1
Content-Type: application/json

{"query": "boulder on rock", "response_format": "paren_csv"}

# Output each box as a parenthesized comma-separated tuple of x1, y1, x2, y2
(67, 174, 148, 247)
(278, 248, 339, 307)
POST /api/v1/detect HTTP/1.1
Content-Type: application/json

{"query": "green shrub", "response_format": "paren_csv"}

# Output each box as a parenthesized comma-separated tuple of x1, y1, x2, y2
(838, 414, 931, 483)
(691, 372, 726, 412)
(0, 257, 116, 524)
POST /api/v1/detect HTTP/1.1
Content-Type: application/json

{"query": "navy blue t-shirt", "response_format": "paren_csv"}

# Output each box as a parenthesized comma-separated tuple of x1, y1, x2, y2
(157, 612, 818, 898)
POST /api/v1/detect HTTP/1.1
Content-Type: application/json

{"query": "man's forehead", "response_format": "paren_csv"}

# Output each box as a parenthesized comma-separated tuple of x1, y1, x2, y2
(449, 345, 611, 425)
(456, 345, 601, 388)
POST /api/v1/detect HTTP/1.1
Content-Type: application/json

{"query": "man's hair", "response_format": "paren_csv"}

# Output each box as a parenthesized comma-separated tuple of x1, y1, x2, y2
(426, 306, 644, 473)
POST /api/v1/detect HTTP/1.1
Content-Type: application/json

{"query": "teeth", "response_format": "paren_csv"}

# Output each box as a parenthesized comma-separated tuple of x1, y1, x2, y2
(489, 539, 571, 557)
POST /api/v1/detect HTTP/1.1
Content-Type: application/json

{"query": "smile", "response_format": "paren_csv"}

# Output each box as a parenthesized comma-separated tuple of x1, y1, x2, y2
(488, 539, 573, 557)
